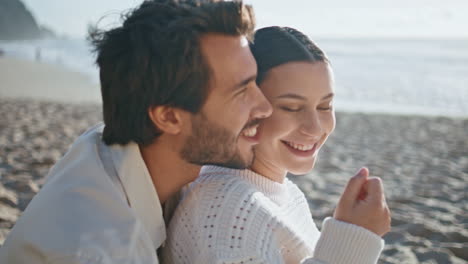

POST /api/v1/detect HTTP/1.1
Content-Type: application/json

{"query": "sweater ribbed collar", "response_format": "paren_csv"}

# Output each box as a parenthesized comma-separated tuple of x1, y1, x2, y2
(200, 165, 290, 206)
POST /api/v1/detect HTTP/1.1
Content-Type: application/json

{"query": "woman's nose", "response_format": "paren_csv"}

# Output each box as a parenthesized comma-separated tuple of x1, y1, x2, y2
(299, 113, 323, 139)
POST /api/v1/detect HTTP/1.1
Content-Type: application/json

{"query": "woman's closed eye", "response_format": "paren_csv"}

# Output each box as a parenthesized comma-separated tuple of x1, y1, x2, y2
(279, 106, 303, 112)
(279, 103, 333, 112)
(317, 102, 333, 111)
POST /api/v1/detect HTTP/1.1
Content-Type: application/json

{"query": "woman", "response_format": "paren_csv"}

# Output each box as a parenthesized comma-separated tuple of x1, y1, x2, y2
(162, 26, 390, 264)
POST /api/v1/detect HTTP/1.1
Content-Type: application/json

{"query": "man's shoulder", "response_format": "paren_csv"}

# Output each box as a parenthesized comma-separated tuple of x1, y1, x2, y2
(0, 184, 141, 263)
(0, 123, 142, 261)
(44, 123, 105, 181)
(5, 165, 134, 240)
(0, 171, 144, 263)
(64, 123, 105, 154)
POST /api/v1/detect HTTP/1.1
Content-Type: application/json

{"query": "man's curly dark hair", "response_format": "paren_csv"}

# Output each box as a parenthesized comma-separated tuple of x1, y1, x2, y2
(89, 0, 255, 145)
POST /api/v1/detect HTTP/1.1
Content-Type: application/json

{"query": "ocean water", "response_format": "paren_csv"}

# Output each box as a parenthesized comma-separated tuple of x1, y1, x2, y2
(318, 38, 468, 118)
(0, 38, 99, 84)
(1, 37, 467, 118)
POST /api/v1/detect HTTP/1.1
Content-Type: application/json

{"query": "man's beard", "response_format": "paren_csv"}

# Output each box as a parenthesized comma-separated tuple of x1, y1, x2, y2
(180, 112, 254, 169)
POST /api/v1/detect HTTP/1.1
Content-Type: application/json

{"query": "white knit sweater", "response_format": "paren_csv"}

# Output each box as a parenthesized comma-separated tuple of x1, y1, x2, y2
(161, 166, 384, 264)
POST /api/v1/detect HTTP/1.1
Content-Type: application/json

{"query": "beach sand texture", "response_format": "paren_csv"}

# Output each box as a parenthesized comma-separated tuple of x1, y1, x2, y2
(0, 58, 467, 263)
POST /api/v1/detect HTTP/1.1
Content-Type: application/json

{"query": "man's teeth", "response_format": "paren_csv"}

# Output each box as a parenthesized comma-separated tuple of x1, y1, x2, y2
(285, 141, 314, 151)
(242, 126, 257, 137)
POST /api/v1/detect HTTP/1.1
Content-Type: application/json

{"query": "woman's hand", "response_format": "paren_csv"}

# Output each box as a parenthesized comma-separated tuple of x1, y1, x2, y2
(333, 167, 391, 237)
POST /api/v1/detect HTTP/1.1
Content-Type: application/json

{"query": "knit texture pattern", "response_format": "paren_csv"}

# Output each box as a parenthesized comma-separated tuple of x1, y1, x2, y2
(161, 166, 384, 264)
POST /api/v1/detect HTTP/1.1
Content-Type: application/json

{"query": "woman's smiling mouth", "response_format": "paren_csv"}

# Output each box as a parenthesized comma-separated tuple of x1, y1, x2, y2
(282, 140, 318, 157)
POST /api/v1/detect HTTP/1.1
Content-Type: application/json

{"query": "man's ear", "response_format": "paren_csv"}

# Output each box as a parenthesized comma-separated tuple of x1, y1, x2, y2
(148, 105, 185, 135)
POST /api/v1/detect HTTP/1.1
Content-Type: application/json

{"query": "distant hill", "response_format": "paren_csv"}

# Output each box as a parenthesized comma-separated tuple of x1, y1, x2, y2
(0, 0, 54, 40)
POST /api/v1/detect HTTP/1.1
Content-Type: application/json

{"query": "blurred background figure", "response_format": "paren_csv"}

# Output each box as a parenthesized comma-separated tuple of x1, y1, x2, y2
(34, 47, 40, 61)
(0, 1, 467, 263)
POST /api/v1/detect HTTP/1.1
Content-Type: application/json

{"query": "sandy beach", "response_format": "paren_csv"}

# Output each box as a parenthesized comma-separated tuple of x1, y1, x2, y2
(0, 57, 100, 103)
(0, 58, 467, 263)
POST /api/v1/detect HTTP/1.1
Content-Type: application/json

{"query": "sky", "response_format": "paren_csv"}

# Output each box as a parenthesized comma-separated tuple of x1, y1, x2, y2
(22, 0, 468, 39)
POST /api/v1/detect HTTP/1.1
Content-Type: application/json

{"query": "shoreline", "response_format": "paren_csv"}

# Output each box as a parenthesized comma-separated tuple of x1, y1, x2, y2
(2, 40, 468, 119)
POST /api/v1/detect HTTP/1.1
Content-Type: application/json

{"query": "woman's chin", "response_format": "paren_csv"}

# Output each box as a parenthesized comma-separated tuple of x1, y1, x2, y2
(287, 162, 315, 176)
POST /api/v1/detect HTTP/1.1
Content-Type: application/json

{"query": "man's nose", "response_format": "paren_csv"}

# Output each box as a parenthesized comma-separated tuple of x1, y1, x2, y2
(251, 84, 273, 120)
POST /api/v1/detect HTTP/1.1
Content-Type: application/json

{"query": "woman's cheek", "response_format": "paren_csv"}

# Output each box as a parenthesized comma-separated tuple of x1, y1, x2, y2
(319, 111, 335, 135)
(269, 114, 293, 137)
(327, 112, 336, 134)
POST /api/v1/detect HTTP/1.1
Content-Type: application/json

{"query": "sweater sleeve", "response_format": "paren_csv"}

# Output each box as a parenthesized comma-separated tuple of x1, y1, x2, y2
(300, 217, 384, 264)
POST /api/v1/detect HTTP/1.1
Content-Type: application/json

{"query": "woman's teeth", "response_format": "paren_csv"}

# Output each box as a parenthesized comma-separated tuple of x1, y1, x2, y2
(242, 126, 257, 137)
(285, 141, 315, 151)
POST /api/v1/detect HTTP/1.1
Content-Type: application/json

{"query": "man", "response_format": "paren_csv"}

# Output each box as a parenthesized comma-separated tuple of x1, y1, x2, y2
(0, 0, 272, 263)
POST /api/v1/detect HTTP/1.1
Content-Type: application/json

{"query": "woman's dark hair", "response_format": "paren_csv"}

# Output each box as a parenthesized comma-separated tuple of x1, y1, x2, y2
(249, 26, 328, 84)
(88, 0, 255, 145)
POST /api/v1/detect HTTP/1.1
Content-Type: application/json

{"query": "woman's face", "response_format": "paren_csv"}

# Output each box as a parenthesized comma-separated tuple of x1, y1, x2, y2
(254, 61, 335, 176)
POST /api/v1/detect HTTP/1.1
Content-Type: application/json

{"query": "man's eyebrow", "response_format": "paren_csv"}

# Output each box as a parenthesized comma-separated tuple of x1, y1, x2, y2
(232, 75, 257, 90)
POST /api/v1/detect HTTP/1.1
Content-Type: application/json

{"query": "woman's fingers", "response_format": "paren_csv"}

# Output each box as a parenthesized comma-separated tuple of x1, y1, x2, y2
(334, 168, 392, 237)
(365, 177, 384, 204)
(339, 167, 369, 206)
